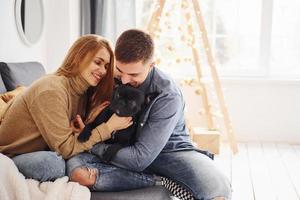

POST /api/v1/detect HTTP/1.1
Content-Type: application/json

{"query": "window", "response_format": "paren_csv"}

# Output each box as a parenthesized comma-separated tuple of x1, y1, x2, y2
(135, 0, 300, 79)
(270, 0, 300, 78)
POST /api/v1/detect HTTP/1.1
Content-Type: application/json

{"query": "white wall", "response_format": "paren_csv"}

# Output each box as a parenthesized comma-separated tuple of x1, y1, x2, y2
(181, 77, 300, 144)
(0, 0, 47, 66)
(223, 79, 300, 143)
(44, 0, 81, 72)
(0, 0, 299, 143)
(0, 0, 80, 73)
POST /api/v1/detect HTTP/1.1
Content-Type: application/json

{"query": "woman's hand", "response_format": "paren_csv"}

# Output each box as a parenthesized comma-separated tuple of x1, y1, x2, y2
(85, 101, 110, 124)
(70, 115, 85, 133)
(106, 114, 133, 132)
(1, 86, 26, 103)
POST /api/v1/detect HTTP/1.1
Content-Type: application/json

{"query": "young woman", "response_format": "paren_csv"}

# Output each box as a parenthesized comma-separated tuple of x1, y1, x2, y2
(0, 35, 132, 182)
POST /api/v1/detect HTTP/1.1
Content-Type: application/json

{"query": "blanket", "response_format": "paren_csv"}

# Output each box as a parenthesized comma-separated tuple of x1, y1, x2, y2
(0, 153, 91, 200)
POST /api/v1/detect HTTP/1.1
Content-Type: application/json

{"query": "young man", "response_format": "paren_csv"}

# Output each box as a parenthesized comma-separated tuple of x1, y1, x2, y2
(97, 29, 231, 199)
(69, 29, 231, 200)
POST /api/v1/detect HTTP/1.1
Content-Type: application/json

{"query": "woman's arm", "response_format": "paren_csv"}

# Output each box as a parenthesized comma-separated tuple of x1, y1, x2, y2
(29, 90, 112, 159)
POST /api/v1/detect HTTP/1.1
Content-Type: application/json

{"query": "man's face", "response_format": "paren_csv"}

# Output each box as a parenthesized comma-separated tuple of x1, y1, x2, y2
(115, 60, 153, 87)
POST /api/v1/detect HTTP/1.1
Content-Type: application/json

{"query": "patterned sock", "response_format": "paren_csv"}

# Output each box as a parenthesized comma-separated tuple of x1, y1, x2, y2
(161, 177, 194, 200)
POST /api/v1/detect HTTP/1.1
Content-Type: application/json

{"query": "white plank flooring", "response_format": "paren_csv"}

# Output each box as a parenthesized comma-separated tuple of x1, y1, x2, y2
(214, 143, 300, 200)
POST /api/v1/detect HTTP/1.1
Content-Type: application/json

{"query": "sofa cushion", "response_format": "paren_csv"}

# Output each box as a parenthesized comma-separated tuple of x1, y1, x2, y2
(0, 62, 46, 91)
(90, 186, 172, 200)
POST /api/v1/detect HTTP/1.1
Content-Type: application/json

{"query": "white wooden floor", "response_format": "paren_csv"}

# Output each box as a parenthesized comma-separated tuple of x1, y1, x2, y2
(214, 143, 300, 200)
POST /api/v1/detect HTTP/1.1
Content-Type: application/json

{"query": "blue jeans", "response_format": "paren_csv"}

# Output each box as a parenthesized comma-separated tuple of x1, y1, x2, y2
(12, 151, 66, 182)
(66, 152, 157, 191)
(146, 150, 232, 200)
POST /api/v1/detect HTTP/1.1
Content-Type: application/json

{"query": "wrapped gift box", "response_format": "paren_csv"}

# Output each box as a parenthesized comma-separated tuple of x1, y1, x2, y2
(179, 80, 221, 154)
(189, 127, 220, 154)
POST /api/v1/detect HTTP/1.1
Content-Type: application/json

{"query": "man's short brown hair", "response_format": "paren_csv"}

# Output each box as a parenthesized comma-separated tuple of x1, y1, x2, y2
(115, 29, 154, 64)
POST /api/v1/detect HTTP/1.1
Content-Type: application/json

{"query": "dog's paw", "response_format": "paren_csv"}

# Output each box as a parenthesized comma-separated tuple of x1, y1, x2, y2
(77, 125, 92, 142)
(77, 133, 91, 142)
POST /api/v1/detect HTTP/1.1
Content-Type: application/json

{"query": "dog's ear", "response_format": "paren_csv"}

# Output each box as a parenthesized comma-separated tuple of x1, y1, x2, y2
(145, 92, 159, 104)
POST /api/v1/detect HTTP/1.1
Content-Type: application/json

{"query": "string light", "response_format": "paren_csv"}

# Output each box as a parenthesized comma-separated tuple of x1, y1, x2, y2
(198, 108, 206, 115)
(147, 0, 236, 153)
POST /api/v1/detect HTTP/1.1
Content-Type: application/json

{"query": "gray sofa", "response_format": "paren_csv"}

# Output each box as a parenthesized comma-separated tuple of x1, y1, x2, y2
(0, 61, 172, 200)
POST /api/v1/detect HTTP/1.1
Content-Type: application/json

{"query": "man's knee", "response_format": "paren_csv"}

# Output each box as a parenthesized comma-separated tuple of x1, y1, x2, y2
(192, 175, 231, 200)
(70, 167, 98, 187)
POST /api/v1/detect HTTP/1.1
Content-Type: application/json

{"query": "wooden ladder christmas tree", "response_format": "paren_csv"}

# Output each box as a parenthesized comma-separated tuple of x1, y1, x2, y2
(146, 0, 238, 154)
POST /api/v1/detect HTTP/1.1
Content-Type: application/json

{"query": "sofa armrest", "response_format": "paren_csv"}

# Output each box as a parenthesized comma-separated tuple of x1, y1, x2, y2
(0, 62, 46, 91)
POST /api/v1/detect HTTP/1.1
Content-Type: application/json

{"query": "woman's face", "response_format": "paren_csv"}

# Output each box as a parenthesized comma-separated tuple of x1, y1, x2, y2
(81, 48, 110, 86)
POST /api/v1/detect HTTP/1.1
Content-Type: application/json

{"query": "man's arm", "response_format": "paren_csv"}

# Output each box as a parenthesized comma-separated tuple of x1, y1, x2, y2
(109, 93, 181, 171)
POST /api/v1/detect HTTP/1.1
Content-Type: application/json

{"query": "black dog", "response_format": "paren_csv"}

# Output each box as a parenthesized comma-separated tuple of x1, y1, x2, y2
(78, 84, 157, 162)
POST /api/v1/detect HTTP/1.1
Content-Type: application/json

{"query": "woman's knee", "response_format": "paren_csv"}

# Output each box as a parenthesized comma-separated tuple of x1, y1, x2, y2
(13, 151, 66, 181)
(70, 167, 98, 187)
(46, 153, 66, 179)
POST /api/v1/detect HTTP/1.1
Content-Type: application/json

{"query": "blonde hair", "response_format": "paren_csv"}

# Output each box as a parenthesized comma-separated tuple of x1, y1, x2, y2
(56, 34, 115, 114)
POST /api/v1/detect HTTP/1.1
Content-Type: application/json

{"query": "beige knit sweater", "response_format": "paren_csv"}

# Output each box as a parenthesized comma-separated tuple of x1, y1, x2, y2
(0, 74, 111, 159)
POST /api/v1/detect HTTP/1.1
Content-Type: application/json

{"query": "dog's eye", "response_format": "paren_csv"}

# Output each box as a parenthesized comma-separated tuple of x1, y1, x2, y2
(128, 101, 136, 108)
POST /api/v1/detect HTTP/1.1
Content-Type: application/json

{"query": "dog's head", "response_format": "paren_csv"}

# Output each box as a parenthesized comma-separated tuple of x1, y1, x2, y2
(109, 85, 157, 117)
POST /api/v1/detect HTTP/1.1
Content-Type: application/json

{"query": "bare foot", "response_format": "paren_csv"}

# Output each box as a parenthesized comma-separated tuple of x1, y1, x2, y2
(70, 167, 98, 186)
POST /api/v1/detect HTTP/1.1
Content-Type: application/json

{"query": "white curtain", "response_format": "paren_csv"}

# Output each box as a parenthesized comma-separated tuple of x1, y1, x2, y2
(81, 0, 136, 44)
